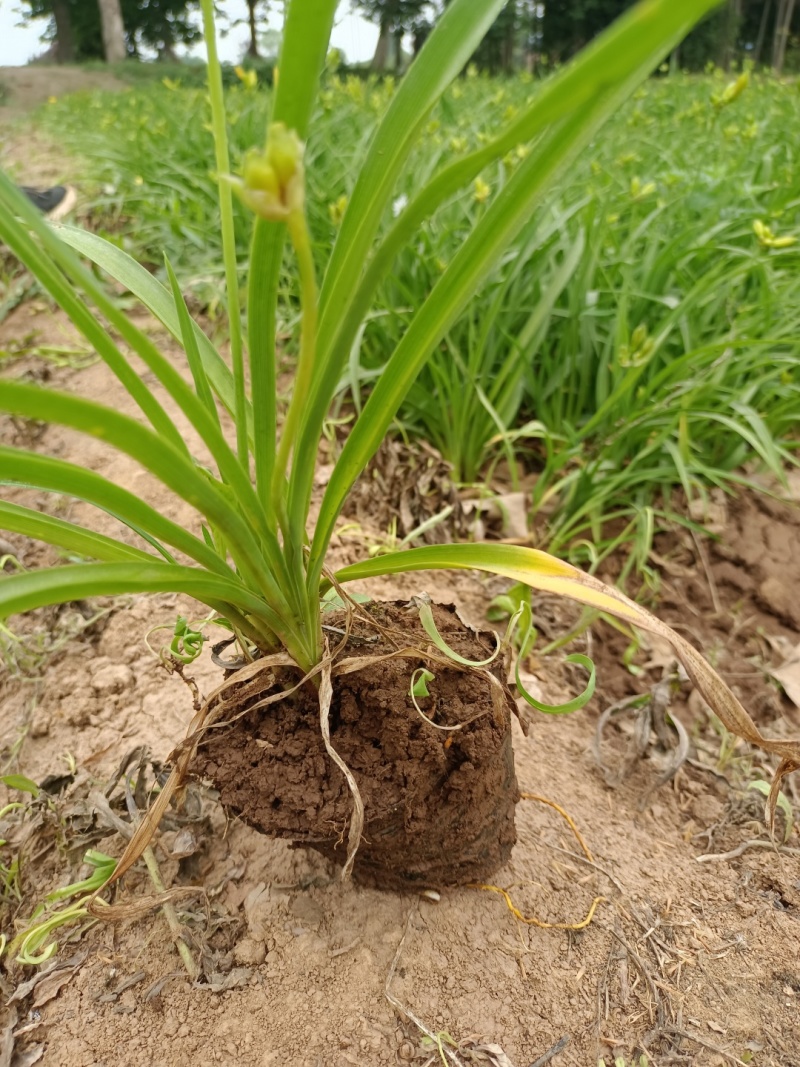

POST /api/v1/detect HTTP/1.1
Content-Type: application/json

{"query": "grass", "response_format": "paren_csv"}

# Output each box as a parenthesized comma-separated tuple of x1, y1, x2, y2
(36, 64, 800, 566)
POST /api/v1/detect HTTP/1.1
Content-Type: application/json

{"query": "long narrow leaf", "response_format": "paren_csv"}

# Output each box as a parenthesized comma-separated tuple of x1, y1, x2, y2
(200, 0, 247, 466)
(55, 225, 246, 434)
(165, 256, 221, 427)
(0, 384, 286, 609)
(0, 562, 268, 619)
(303, 0, 721, 571)
(0, 447, 230, 574)
(308, 106, 601, 574)
(0, 175, 185, 453)
(0, 501, 156, 563)
(317, 0, 507, 336)
(0, 175, 273, 545)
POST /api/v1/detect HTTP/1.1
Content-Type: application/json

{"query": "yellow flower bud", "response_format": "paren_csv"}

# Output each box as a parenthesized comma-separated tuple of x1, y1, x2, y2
(753, 219, 797, 248)
(233, 123, 305, 222)
(233, 66, 258, 91)
(474, 178, 490, 204)
(712, 70, 750, 109)
(328, 194, 348, 226)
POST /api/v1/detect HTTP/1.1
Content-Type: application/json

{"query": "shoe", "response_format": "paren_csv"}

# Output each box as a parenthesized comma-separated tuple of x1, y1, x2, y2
(20, 185, 77, 221)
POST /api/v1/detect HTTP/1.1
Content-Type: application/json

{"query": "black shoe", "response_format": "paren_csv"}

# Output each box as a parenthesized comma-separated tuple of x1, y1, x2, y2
(20, 185, 77, 221)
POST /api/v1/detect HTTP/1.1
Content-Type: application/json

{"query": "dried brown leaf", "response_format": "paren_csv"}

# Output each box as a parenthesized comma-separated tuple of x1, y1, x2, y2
(88, 886, 202, 922)
(771, 643, 800, 709)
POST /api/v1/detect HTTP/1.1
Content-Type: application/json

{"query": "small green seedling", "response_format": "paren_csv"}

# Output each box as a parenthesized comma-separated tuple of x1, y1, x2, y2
(7, 849, 117, 965)
(410, 668, 435, 698)
(748, 779, 794, 843)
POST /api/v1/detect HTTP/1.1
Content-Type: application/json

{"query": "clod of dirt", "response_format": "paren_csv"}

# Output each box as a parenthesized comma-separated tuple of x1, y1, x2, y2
(194, 603, 519, 890)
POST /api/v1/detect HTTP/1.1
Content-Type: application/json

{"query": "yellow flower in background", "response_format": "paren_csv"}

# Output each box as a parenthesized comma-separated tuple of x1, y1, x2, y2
(712, 70, 749, 109)
(234, 65, 258, 90)
(47, 95, 58, 104)
(328, 194, 348, 226)
(449, 136, 468, 153)
(630, 176, 656, 200)
(133, 176, 144, 186)
(474, 177, 490, 204)
(753, 219, 797, 248)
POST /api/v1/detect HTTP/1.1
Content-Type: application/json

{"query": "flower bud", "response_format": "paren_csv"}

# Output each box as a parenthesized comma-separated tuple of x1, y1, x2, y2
(232, 122, 305, 222)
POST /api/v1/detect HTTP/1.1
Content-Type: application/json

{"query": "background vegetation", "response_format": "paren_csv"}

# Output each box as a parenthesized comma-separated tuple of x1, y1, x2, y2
(32, 63, 800, 566)
(16, 0, 800, 74)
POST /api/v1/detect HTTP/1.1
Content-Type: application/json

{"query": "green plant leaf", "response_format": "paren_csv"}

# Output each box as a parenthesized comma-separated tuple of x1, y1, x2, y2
(410, 668, 435, 698)
(417, 600, 499, 667)
(56, 225, 245, 433)
(0, 775, 39, 797)
(309, 0, 718, 584)
(0, 447, 226, 574)
(0, 501, 156, 564)
(517, 652, 596, 716)
(0, 562, 269, 619)
(246, 0, 339, 509)
(0, 382, 287, 607)
(317, 0, 507, 336)
(748, 779, 794, 842)
(0, 176, 185, 452)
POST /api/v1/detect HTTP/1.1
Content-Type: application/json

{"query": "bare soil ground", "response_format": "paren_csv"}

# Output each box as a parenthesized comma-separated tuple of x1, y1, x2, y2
(1, 77, 800, 1067)
(0, 66, 126, 119)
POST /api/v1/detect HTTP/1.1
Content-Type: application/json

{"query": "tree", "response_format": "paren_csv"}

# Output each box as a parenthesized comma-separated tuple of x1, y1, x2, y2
(773, 0, 798, 70)
(51, 0, 75, 62)
(229, 0, 269, 59)
(472, 1, 518, 74)
(98, 0, 126, 61)
(19, 0, 200, 62)
(121, 0, 201, 59)
(541, 0, 631, 62)
(356, 0, 432, 71)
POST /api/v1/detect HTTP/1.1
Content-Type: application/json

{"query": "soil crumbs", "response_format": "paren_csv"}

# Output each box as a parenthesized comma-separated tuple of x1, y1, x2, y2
(0, 320, 799, 1066)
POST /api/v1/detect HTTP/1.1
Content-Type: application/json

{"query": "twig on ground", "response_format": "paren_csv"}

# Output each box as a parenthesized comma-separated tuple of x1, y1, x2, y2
(696, 838, 800, 862)
(665, 1026, 750, 1066)
(537, 840, 625, 894)
(526, 1033, 571, 1066)
(609, 926, 664, 1029)
(89, 789, 199, 979)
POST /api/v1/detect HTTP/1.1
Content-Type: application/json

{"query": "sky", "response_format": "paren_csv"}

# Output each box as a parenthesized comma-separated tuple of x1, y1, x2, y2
(0, 2, 379, 67)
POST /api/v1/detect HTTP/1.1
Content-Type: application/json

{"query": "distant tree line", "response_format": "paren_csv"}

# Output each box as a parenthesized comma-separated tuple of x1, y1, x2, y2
(18, 0, 800, 74)
(19, 0, 270, 65)
(19, 0, 200, 62)
(358, 0, 800, 75)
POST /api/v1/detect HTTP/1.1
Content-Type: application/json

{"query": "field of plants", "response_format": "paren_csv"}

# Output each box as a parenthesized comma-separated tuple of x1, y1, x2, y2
(39, 64, 800, 560)
(1, 1, 800, 1064)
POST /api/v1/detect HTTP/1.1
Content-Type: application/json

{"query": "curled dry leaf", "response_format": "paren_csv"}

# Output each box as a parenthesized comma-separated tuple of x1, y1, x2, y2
(88, 886, 202, 922)
(771, 643, 800, 710)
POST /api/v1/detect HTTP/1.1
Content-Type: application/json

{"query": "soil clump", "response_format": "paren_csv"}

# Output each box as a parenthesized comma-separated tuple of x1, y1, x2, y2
(196, 602, 519, 889)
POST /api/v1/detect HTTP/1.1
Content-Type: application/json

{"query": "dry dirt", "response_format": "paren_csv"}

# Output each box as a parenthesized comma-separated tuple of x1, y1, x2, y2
(0, 76, 799, 1065)
(0, 66, 126, 119)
